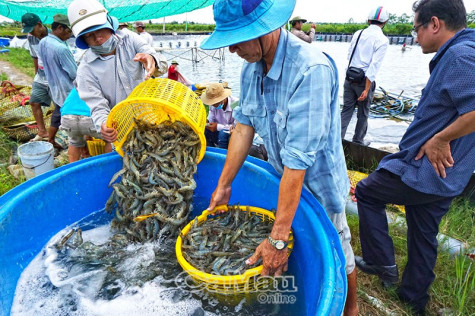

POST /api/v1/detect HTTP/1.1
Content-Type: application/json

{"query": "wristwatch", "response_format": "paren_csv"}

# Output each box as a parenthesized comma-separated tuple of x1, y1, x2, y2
(267, 236, 288, 250)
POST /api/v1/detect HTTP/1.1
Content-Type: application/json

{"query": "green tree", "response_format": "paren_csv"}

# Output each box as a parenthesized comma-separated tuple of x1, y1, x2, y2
(467, 10, 475, 24)
(397, 13, 412, 24)
(387, 13, 398, 24)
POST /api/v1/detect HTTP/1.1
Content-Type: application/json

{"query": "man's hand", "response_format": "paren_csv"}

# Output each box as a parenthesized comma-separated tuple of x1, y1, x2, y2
(246, 238, 288, 276)
(100, 123, 118, 143)
(207, 185, 232, 211)
(311, 23, 316, 29)
(206, 122, 218, 132)
(357, 89, 369, 101)
(415, 134, 454, 178)
(133, 53, 156, 80)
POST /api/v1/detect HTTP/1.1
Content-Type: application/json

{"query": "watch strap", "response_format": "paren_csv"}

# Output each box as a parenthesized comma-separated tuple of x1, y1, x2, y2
(267, 236, 288, 250)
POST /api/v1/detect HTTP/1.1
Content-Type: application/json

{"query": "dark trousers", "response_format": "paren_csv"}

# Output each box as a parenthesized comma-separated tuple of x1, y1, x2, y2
(248, 144, 268, 161)
(205, 129, 230, 149)
(355, 169, 454, 311)
(341, 80, 375, 144)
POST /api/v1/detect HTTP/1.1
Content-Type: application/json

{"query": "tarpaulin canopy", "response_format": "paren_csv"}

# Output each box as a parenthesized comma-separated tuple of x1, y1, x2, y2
(0, 0, 214, 23)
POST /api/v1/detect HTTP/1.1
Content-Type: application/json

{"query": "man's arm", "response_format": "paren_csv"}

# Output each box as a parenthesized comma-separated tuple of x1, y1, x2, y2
(291, 29, 314, 43)
(246, 167, 306, 276)
(365, 41, 388, 83)
(358, 39, 388, 101)
(415, 111, 475, 178)
(58, 48, 78, 81)
(357, 77, 372, 101)
(131, 32, 167, 77)
(32, 57, 39, 74)
(207, 122, 254, 209)
(76, 66, 115, 142)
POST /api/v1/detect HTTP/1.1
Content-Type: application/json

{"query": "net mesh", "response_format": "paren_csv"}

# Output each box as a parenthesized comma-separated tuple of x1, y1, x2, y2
(0, 0, 214, 23)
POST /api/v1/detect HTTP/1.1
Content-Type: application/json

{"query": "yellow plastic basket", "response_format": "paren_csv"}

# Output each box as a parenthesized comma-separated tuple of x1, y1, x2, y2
(176, 205, 294, 294)
(86, 138, 106, 156)
(106, 78, 207, 162)
(347, 170, 405, 213)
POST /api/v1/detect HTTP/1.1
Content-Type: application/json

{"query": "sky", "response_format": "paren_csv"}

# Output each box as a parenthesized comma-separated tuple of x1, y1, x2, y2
(0, 0, 474, 24)
(162, 0, 475, 24)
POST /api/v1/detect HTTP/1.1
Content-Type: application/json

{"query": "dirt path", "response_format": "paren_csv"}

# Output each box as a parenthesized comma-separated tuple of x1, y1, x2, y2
(0, 60, 33, 86)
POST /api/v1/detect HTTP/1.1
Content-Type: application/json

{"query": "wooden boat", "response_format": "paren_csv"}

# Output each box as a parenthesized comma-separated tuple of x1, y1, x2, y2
(342, 140, 475, 200)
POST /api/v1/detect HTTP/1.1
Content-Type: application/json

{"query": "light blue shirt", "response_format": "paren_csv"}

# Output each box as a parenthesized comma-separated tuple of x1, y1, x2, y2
(233, 29, 349, 215)
(39, 34, 77, 105)
(60, 88, 90, 116)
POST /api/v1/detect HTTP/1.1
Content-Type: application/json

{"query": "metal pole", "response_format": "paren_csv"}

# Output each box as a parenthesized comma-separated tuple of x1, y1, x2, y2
(162, 17, 165, 33)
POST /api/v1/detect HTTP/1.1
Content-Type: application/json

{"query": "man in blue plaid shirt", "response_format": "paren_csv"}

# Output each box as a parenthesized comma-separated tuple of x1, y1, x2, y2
(202, 0, 357, 315)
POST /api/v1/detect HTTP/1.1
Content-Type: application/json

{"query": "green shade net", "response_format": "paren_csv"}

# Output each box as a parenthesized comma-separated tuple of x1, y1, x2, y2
(0, 0, 214, 23)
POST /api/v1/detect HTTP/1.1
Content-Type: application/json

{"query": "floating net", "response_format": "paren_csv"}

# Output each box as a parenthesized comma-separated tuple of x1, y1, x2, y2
(0, 0, 214, 23)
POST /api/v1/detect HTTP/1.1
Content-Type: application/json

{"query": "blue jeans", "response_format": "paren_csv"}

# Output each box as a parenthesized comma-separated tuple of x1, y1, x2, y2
(205, 129, 230, 149)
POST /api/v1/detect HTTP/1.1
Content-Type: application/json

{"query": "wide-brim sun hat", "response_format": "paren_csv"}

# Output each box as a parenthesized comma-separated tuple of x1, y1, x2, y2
(201, 0, 296, 50)
(201, 83, 232, 105)
(68, 0, 107, 37)
(68, 0, 118, 49)
(290, 16, 307, 23)
(75, 16, 119, 49)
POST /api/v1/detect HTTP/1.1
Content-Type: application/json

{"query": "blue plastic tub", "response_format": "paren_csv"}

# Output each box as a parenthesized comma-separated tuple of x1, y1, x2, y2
(0, 149, 347, 315)
(0, 37, 10, 47)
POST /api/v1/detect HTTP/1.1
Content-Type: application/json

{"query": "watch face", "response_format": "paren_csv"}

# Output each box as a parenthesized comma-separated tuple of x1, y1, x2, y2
(276, 241, 285, 250)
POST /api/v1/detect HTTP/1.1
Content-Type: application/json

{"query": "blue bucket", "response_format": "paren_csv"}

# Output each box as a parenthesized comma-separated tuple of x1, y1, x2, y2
(0, 149, 347, 315)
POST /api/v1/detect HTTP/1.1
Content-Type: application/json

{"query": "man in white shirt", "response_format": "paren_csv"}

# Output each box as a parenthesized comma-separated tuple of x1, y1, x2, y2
(133, 21, 154, 47)
(341, 6, 389, 146)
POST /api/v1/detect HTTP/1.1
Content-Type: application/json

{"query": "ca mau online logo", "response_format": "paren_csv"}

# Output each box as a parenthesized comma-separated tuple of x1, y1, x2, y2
(175, 271, 298, 294)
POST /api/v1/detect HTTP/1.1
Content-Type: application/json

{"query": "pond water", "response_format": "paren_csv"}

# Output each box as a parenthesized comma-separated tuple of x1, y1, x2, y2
(12, 196, 306, 316)
(152, 34, 435, 149)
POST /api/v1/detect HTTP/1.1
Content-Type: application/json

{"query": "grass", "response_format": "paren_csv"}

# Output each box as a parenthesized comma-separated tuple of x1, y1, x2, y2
(348, 213, 475, 315)
(0, 71, 26, 195)
(0, 130, 23, 196)
(0, 47, 35, 78)
(440, 197, 475, 245)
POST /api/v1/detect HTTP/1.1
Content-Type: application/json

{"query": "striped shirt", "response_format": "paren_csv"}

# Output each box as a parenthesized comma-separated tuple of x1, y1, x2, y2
(379, 29, 475, 196)
(39, 34, 77, 106)
(233, 29, 349, 215)
(27, 31, 49, 85)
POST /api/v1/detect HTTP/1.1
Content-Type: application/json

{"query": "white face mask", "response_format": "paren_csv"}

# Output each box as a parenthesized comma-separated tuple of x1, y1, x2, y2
(90, 34, 118, 55)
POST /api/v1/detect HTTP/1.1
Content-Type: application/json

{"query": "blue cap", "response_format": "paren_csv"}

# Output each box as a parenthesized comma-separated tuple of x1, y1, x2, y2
(201, 0, 296, 50)
(75, 15, 118, 49)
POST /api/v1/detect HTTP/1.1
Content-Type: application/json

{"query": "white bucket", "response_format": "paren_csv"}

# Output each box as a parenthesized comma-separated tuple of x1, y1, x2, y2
(17, 141, 54, 179)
